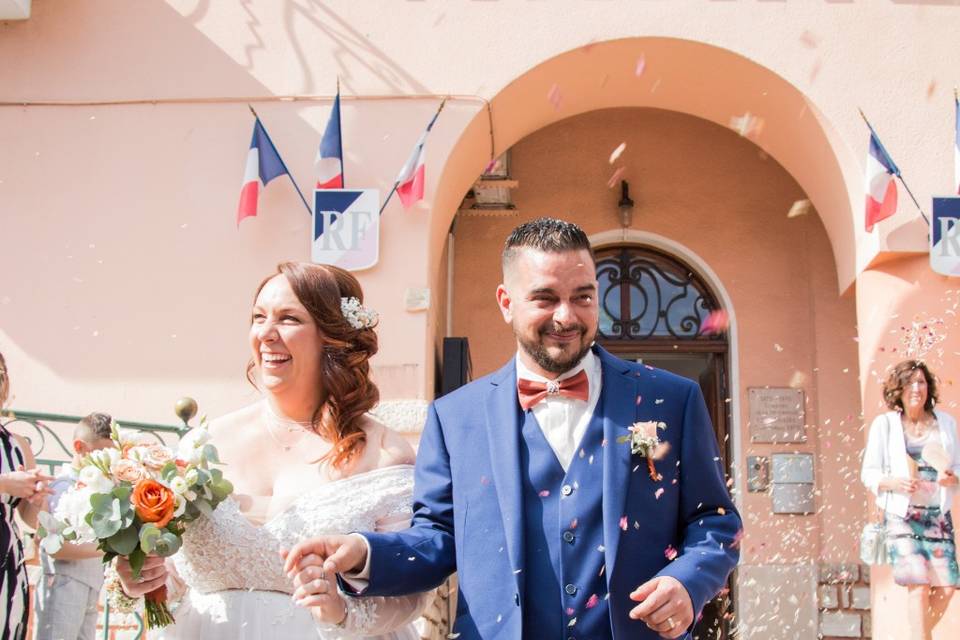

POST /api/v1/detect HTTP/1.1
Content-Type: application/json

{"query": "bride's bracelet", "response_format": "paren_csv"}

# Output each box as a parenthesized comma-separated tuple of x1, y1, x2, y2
(104, 563, 142, 614)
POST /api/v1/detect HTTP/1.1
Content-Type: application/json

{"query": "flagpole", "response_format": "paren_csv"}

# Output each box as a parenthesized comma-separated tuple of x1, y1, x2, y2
(247, 104, 313, 216)
(379, 98, 447, 215)
(336, 78, 345, 188)
(857, 108, 930, 226)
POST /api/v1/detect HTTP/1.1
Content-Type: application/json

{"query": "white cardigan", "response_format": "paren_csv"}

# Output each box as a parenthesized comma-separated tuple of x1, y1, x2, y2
(861, 409, 960, 518)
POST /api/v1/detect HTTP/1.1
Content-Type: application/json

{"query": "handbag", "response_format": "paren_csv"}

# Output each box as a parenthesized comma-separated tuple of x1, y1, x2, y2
(860, 414, 893, 565)
(859, 521, 889, 565)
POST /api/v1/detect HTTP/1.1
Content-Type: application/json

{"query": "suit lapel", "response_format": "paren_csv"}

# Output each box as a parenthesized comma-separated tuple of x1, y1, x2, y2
(598, 347, 640, 584)
(483, 359, 526, 596)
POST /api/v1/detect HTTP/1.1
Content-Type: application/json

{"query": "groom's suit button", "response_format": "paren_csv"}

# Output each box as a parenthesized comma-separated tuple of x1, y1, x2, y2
(561, 484, 573, 496)
(564, 584, 577, 595)
(562, 531, 575, 543)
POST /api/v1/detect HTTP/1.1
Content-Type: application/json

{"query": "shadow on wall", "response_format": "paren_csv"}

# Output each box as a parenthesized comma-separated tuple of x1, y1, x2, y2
(0, 0, 426, 382)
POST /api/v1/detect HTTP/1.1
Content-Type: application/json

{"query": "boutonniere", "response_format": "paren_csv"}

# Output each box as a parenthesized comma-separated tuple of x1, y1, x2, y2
(618, 421, 667, 481)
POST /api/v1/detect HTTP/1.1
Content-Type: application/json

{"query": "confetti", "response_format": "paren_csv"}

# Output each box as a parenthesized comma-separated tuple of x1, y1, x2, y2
(774, 343, 784, 352)
(634, 54, 646, 77)
(729, 112, 765, 138)
(664, 545, 678, 560)
(586, 594, 600, 609)
(926, 80, 937, 99)
(538, 489, 550, 498)
(606, 166, 626, 188)
(799, 30, 818, 49)
(608, 142, 626, 164)
(654, 488, 665, 500)
(700, 309, 729, 335)
(787, 199, 813, 218)
(636, 395, 642, 405)
(547, 84, 562, 110)
(619, 516, 628, 531)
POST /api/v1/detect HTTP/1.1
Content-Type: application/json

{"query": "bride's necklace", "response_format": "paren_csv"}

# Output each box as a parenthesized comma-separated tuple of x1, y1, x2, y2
(264, 404, 316, 452)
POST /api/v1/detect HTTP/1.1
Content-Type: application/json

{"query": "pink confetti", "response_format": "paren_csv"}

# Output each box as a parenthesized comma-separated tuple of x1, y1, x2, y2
(664, 545, 678, 560)
(606, 166, 626, 189)
(635, 395, 642, 405)
(700, 309, 730, 335)
(799, 30, 818, 49)
(570, 518, 579, 529)
(566, 607, 575, 616)
(654, 488, 665, 500)
(634, 54, 646, 77)
(619, 516, 628, 531)
(538, 489, 550, 498)
(480, 475, 490, 486)
(586, 593, 600, 609)
(547, 84, 562, 110)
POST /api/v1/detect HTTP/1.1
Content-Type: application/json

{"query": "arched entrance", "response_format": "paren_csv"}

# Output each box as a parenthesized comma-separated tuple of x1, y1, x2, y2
(595, 243, 733, 640)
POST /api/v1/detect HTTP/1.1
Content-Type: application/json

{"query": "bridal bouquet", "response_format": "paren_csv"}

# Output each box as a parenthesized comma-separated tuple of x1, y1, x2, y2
(37, 420, 233, 629)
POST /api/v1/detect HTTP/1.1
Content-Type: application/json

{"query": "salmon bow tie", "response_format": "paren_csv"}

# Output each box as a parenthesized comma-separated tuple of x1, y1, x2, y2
(517, 370, 589, 410)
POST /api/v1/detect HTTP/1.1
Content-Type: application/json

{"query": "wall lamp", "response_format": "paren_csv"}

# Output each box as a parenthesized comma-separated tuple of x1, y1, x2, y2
(618, 180, 635, 228)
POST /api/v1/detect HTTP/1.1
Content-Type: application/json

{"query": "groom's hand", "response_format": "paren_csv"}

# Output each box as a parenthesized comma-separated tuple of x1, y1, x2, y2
(282, 534, 368, 578)
(628, 575, 694, 639)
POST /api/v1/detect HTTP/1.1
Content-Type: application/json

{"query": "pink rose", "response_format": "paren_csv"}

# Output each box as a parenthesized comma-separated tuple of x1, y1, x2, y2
(131, 444, 175, 470)
(112, 459, 146, 483)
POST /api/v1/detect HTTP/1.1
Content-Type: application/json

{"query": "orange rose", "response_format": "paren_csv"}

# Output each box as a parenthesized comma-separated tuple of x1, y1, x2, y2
(131, 479, 176, 529)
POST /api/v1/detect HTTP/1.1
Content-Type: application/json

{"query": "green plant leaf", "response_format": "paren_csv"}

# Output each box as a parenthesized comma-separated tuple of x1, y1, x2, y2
(153, 532, 182, 557)
(128, 548, 145, 579)
(112, 485, 132, 501)
(161, 461, 178, 483)
(139, 523, 161, 554)
(89, 494, 122, 539)
(202, 444, 220, 465)
(106, 526, 139, 555)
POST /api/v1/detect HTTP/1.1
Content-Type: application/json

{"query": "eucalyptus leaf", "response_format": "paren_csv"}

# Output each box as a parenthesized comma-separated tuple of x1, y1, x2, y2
(193, 499, 212, 517)
(153, 532, 182, 557)
(202, 444, 220, 465)
(161, 461, 178, 483)
(106, 527, 139, 555)
(89, 494, 122, 539)
(139, 523, 161, 554)
(112, 485, 132, 501)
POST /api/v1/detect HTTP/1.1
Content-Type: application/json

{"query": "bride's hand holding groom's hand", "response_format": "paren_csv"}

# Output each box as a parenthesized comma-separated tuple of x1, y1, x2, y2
(115, 555, 169, 597)
(281, 536, 367, 626)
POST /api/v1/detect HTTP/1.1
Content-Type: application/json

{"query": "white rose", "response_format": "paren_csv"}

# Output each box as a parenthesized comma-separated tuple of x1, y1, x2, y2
(169, 476, 197, 501)
(53, 488, 97, 543)
(117, 429, 154, 448)
(77, 465, 114, 495)
(177, 427, 211, 464)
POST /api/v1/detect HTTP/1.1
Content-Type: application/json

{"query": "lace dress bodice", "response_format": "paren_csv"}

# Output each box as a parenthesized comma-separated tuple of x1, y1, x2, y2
(174, 465, 415, 595)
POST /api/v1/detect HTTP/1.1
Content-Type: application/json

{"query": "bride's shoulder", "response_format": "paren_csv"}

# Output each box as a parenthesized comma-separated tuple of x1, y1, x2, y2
(359, 414, 416, 470)
(206, 403, 261, 441)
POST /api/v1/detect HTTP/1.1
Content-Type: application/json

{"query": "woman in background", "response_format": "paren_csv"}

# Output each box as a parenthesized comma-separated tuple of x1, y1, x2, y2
(0, 351, 53, 640)
(862, 360, 960, 640)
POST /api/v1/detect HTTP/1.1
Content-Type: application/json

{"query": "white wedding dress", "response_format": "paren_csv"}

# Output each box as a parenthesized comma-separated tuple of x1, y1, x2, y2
(157, 465, 427, 639)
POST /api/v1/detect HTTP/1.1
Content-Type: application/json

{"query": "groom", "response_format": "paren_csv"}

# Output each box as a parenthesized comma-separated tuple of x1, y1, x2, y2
(286, 218, 741, 638)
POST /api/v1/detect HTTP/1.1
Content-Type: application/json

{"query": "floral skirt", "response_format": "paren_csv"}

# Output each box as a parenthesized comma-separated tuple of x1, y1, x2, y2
(886, 506, 960, 587)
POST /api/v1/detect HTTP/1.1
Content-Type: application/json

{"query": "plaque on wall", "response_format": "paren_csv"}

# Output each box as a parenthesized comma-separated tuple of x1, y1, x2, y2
(748, 387, 806, 443)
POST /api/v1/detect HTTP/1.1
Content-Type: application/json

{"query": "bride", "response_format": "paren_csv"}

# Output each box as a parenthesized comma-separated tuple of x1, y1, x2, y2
(115, 262, 430, 638)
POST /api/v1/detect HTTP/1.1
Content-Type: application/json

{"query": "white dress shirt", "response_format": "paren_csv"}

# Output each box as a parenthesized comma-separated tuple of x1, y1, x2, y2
(516, 349, 602, 471)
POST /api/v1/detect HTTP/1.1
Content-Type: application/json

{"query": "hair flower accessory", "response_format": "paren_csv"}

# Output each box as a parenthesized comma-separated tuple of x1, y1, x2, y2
(341, 297, 378, 330)
(618, 421, 668, 481)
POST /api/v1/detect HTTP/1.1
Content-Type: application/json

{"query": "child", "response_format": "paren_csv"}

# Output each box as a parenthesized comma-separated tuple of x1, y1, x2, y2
(34, 412, 115, 640)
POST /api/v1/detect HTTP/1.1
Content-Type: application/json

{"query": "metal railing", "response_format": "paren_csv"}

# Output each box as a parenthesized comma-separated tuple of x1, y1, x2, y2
(1, 404, 195, 640)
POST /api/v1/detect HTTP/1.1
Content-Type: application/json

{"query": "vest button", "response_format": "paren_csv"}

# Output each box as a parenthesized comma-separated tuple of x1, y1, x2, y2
(565, 583, 577, 595)
(561, 484, 573, 496)
(563, 531, 575, 543)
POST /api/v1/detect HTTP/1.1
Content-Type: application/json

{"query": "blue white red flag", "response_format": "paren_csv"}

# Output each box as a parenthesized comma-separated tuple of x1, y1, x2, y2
(395, 101, 445, 209)
(864, 130, 900, 232)
(316, 92, 344, 189)
(237, 118, 290, 225)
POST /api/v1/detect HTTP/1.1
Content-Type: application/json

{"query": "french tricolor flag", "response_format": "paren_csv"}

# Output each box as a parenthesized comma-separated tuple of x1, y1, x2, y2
(864, 130, 900, 232)
(394, 101, 445, 209)
(315, 92, 344, 189)
(237, 118, 291, 225)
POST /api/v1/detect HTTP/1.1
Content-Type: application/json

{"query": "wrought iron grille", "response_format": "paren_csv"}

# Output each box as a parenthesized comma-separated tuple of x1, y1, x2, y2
(595, 246, 722, 342)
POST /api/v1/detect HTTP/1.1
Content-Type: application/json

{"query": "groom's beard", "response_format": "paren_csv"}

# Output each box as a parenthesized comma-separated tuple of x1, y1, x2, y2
(515, 321, 594, 375)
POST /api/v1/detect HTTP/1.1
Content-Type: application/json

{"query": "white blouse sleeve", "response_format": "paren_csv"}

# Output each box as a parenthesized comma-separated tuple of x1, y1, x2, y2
(861, 413, 888, 496)
(316, 483, 433, 638)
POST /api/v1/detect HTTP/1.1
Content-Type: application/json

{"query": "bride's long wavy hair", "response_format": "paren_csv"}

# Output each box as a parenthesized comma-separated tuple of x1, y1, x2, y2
(246, 262, 379, 470)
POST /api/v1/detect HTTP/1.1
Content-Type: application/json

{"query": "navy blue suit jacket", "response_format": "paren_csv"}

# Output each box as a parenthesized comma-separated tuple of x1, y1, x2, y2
(363, 346, 741, 638)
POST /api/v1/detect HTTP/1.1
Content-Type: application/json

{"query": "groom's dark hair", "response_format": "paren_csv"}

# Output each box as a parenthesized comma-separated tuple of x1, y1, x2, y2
(502, 218, 594, 275)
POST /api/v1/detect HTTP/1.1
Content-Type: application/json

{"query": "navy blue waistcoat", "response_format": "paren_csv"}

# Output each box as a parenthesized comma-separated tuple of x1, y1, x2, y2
(519, 406, 611, 640)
